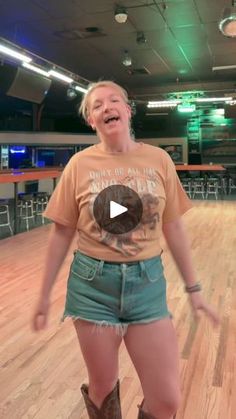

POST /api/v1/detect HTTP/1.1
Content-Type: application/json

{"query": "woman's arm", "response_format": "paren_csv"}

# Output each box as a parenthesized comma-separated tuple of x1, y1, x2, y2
(39, 222, 75, 299)
(32, 222, 75, 330)
(162, 217, 197, 288)
(162, 217, 219, 326)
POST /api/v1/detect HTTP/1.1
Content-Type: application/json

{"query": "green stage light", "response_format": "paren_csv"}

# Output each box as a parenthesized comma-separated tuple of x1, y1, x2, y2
(177, 103, 196, 113)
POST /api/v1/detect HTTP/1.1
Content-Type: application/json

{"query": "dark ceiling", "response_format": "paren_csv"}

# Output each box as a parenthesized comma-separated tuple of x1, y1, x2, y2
(1, 0, 236, 117)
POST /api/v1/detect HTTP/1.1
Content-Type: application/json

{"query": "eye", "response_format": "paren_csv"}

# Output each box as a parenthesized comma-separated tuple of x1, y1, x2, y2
(93, 103, 101, 109)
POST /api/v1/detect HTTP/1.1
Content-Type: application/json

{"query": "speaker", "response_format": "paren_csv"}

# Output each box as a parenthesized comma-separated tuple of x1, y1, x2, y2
(225, 104, 236, 119)
(0, 64, 17, 92)
(7, 67, 51, 104)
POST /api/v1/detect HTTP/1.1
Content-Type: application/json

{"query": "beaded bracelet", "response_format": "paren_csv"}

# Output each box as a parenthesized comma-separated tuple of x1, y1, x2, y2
(185, 282, 202, 293)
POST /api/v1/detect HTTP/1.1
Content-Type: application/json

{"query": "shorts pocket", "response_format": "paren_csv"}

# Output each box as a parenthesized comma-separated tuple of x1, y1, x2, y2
(71, 254, 98, 281)
(143, 257, 164, 283)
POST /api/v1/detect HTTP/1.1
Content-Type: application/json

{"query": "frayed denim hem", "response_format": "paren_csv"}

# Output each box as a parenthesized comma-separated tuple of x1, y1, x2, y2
(61, 313, 129, 337)
(60, 311, 173, 337)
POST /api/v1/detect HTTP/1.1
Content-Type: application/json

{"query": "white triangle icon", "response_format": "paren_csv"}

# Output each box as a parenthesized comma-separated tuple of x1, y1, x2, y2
(110, 200, 128, 219)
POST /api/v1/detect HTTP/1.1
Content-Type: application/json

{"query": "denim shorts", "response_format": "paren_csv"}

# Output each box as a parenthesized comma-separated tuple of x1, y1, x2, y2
(62, 251, 171, 334)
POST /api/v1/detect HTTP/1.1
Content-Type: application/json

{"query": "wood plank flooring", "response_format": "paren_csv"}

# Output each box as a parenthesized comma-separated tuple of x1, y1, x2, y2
(0, 200, 235, 419)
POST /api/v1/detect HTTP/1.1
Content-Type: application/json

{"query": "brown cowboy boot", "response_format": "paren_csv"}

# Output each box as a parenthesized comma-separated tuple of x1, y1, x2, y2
(81, 380, 122, 419)
(137, 400, 176, 419)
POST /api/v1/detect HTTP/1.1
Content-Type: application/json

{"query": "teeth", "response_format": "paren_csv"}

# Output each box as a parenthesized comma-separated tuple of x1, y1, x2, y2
(105, 116, 118, 123)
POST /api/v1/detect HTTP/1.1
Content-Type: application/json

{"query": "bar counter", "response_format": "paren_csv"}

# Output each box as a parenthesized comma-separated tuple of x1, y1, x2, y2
(175, 164, 225, 171)
(0, 169, 62, 184)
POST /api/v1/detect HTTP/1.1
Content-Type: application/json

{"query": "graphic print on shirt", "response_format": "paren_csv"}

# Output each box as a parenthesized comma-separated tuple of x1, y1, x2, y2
(88, 166, 165, 257)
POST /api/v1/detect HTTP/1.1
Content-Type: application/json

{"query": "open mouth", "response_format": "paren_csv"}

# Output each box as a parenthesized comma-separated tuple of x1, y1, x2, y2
(104, 116, 119, 124)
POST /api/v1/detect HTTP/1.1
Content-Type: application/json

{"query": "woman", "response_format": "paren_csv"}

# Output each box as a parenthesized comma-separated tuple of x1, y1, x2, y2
(32, 81, 219, 419)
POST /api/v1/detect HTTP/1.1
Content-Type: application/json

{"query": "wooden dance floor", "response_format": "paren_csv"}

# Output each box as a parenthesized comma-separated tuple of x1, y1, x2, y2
(0, 200, 236, 419)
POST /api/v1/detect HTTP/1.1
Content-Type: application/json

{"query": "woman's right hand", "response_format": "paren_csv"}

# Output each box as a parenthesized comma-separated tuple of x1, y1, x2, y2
(32, 297, 50, 332)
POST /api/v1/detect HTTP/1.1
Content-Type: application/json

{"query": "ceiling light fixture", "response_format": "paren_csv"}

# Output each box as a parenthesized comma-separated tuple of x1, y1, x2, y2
(136, 31, 147, 44)
(48, 69, 74, 84)
(147, 96, 233, 109)
(0, 37, 91, 92)
(114, 5, 128, 23)
(148, 103, 178, 108)
(219, 7, 236, 37)
(147, 100, 181, 108)
(0, 43, 32, 63)
(22, 62, 49, 77)
(75, 85, 88, 94)
(122, 50, 132, 66)
(212, 64, 236, 71)
(177, 103, 196, 113)
(196, 97, 232, 102)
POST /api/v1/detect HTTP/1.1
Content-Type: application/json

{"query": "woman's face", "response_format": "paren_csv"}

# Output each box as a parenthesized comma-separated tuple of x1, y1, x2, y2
(87, 86, 131, 137)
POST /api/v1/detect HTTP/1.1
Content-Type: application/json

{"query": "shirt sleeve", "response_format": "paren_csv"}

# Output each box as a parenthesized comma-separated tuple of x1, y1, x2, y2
(43, 158, 79, 228)
(162, 153, 193, 223)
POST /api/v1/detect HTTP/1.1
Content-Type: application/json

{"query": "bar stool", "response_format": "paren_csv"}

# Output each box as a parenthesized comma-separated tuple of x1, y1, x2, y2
(34, 192, 49, 224)
(181, 178, 192, 198)
(17, 193, 35, 231)
(0, 199, 13, 236)
(205, 177, 219, 200)
(192, 177, 205, 199)
(229, 178, 236, 194)
(218, 176, 228, 196)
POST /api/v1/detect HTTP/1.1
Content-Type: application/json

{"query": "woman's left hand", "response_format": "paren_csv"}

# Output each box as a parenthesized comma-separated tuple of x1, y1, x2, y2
(188, 292, 220, 327)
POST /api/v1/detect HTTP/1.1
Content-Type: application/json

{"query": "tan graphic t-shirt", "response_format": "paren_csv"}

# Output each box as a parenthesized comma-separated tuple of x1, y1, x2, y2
(43, 143, 192, 261)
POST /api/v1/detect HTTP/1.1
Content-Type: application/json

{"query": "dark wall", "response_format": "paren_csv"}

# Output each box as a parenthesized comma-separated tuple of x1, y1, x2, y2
(133, 106, 188, 138)
(0, 92, 187, 137)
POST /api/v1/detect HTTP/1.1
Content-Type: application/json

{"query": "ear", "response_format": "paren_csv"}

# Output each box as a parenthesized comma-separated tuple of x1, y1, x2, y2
(87, 115, 96, 130)
(126, 104, 132, 119)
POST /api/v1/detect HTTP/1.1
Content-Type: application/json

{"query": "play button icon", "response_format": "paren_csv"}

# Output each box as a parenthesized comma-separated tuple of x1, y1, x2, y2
(110, 201, 128, 218)
(93, 185, 143, 234)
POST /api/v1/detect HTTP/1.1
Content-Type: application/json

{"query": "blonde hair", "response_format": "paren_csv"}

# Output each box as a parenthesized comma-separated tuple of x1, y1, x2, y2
(79, 80, 129, 121)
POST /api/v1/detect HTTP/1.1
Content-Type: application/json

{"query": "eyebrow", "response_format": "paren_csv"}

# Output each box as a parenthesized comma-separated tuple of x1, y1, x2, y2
(93, 94, 120, 103)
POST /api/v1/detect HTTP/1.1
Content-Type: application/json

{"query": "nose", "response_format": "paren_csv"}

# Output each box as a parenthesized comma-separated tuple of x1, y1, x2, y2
(103, 99, 113, 112)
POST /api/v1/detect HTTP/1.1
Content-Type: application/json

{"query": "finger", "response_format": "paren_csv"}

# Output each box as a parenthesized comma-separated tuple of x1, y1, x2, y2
(34, 314, 47, 331)
(38, 314, 47, 329)
(201, 305, 220, 326)
(32, 315, 39, 331)
(192, 308, 201, 322)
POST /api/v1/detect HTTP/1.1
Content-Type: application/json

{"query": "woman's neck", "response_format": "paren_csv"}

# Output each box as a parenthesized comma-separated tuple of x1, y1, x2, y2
(98, 135, 137, 153)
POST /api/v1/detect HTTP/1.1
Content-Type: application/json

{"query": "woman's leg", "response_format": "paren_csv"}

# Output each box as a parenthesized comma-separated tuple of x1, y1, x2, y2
(74, 319, 122, 409)
(124, 317, 180, 419)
